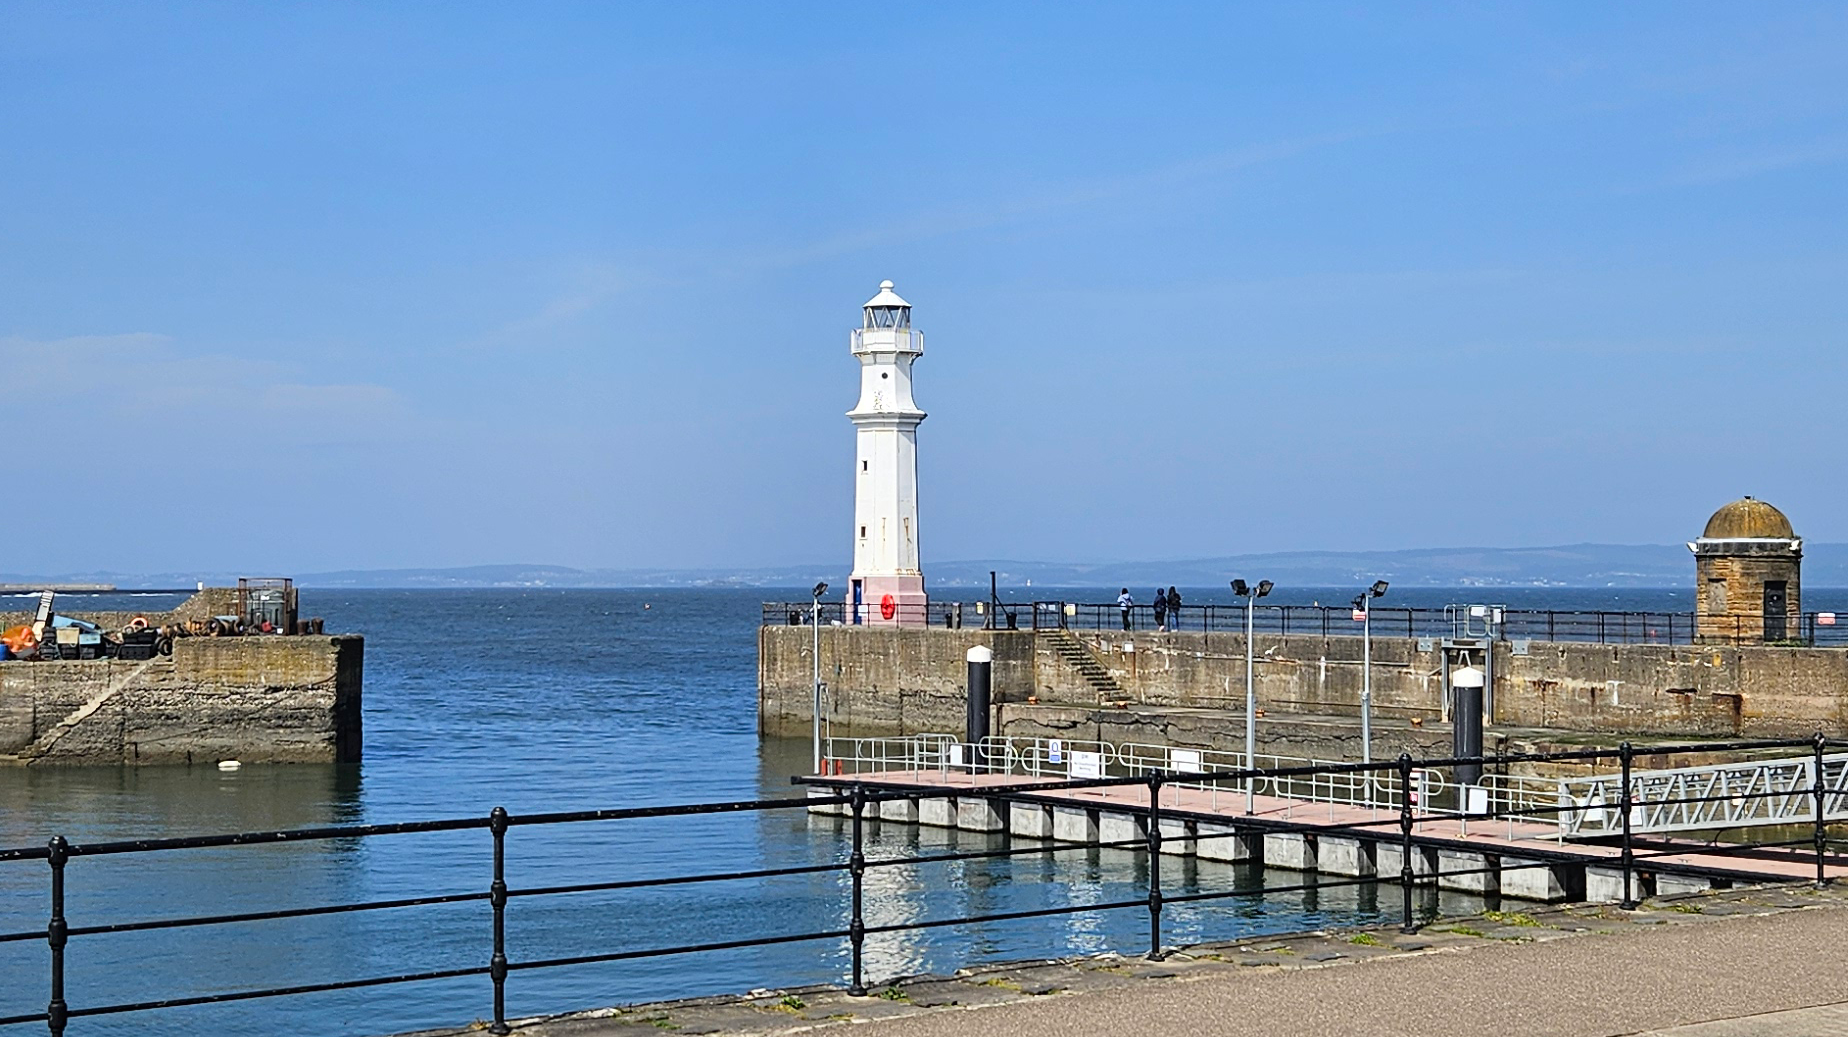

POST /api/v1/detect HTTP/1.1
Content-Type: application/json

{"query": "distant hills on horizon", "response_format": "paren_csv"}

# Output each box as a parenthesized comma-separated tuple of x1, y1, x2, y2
(12, 542, 1848, 590)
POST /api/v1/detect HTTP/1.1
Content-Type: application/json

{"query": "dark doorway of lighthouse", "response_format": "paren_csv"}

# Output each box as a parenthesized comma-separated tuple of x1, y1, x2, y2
(1764, 581, 1788, 641)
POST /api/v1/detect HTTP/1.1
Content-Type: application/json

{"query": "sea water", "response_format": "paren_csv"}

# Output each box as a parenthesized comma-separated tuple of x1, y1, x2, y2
(0, 586, 1764, 1035)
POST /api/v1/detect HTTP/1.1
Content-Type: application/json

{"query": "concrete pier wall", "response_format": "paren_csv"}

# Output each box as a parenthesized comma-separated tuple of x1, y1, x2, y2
(0, 635, 362, 765)
(757, 626, 1034, 737)
(1, 588, 362, 765)
(759, 625, 1848, 746)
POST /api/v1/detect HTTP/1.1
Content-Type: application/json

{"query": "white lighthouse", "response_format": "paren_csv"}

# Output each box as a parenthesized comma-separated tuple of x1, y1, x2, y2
(846, 280, 928, 625)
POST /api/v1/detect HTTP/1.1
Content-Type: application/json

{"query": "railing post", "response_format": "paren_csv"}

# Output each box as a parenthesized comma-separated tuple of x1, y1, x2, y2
(489, 806, 510, 1036)
(1145, 772, 1164, 960)
(1397, 753, 1415, 933)
(46, 835, 68, 1037)
(1814, 732, 1830, 890)
(849, 784, 867, 996)
(1619, 742, 1637, 909)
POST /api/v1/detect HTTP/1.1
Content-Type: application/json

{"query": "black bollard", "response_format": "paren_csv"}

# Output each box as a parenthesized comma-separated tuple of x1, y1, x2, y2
(966, 645, 992, 772)
(1451, 664, 1485, 788)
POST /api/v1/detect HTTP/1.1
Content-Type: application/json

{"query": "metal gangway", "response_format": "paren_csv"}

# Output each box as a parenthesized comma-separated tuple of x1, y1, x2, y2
(1553, 748, 1848, 837)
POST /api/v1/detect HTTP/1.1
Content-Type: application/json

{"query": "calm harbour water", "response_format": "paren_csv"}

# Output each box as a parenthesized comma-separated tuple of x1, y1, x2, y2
(0, 585, 1797, 1035)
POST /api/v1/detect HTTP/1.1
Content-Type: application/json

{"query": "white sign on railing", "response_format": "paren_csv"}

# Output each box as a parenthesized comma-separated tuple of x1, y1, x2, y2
(949, 744, 965, 768)
(1171, 748, 1201, 774)
(1048, 739, 1064, 764)
(1070, 750, 1103, 779)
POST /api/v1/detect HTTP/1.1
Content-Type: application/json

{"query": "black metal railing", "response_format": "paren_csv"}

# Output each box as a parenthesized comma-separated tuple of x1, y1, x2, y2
(765, 601, 1848, 647)
(2, 735, 1841, 1034)
(763, 600, 999, 629)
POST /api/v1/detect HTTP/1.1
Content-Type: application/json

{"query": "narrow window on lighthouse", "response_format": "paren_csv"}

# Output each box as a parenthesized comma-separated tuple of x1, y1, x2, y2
(860, 526, 867, 539)
(861, 460, 868, 472)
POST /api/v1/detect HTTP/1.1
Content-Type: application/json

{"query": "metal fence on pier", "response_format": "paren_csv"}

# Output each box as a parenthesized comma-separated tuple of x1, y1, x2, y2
(763, 601, 1848, 647)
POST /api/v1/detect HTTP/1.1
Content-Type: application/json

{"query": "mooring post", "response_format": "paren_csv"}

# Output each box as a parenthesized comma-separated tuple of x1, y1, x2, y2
(1397, 753, 1415, 933)
(1814, 732, 1830, 889)
(1619, 742, 1638, 910)
(1145, 772, 1164, 961)
(965, 646, 992, 773)
(46, 835, 68, 1037)
(848, 785, 867, 996)
(489, 807, 510, 1036)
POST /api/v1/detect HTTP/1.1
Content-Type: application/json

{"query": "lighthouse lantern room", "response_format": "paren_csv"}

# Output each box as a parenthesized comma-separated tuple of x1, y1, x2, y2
(846, 280, 928, 625)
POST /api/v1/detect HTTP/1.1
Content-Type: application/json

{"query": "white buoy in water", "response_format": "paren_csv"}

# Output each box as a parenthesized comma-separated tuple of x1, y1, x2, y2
(218, 760, 242, 771)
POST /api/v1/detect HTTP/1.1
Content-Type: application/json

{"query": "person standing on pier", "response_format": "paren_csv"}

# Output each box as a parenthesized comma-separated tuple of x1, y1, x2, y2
(1167, 587, 1182, 631)
(1117, 588, 1133, 631)
(1153, 589, 1167, 631)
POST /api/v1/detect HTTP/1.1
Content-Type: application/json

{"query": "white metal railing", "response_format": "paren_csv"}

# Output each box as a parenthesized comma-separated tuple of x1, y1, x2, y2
(821, 734, 1457, 819)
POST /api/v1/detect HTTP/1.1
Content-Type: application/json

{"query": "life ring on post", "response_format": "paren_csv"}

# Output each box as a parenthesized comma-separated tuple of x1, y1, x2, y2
(127, 616, 149, 631)
(880, 594, 896, 621)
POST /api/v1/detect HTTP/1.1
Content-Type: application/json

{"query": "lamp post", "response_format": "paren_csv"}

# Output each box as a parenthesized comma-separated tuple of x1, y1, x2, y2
(811, 581, 829, 774)
(1232, 578, 1274, 814)
(1352, 580, 1390, 769)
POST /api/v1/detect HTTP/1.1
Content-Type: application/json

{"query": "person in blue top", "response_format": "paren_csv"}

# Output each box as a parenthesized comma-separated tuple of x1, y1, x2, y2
(1117, 588, 1133, 631)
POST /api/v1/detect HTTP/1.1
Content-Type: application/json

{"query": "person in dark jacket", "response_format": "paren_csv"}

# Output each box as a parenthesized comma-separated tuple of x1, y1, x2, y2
(1167, 587, 1183, 630)
(1153, 589, 1167, 632)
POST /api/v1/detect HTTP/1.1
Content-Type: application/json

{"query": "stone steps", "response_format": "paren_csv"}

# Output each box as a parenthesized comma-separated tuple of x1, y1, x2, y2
(1040, 630, 1125, 702)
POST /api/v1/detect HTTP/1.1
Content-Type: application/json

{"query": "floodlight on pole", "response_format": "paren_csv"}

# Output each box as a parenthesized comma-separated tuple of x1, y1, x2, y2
(811, 582, 829, 773)
(1358, 580, 1389, 787)
(1232, 577, 1273, 814)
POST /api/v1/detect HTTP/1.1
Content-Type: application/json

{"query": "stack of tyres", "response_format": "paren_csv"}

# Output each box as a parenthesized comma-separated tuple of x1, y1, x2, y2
(115, 629, 162, 661)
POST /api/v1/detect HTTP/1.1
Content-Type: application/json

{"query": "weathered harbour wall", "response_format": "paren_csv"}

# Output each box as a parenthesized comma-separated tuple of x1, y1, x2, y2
(1, 590, 362, 766)
(1, 636, 362, 765)
(759, 625, 1848, 753)
(757, 626, 1035, 736)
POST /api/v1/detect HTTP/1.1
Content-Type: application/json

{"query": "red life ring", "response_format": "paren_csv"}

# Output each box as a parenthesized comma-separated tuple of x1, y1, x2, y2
(880, 594, 896, 620)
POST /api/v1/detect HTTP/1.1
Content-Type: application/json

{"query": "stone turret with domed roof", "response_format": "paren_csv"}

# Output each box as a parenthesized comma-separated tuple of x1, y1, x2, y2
(1689, 496, 1802, 643)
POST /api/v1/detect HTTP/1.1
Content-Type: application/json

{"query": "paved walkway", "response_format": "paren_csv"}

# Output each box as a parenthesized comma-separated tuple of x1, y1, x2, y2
(1637, 1002, 1848, 1035)
(848, 899, 1848, 1037)
(417, 885, 1848, 1037)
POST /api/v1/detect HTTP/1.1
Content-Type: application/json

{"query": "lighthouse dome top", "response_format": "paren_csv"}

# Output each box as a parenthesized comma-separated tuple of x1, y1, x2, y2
(863, 280, 912, 329)
(864, 280, 909, 308)
(1702, 496, 1796, 539)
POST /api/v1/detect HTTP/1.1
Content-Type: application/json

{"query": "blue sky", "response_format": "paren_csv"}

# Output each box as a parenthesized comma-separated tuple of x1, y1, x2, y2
(3, 3, 1844, 574)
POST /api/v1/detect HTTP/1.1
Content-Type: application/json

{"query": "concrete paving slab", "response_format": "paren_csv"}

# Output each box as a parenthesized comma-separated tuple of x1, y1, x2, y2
(420, 885, 1848, 1037)
(1630, 1000, 1848, 1035)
